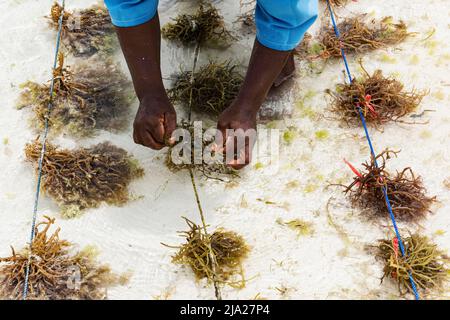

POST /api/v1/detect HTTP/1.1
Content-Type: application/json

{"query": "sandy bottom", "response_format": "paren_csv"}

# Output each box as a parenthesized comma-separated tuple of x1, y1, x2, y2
(0, 0, 449, 299)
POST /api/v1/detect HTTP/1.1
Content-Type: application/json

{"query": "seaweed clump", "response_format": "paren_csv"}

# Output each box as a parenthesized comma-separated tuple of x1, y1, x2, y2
(322, 0, 348, 6)
(162, 4, 234, 47)
(376, 234, 449, 295)
(0, 216, 123, 300)
(302, 15, 409, 60)
(344, 150, 435, 222)
(327, 66, 426, 126)
(166, 122, 237, 180)
(24, 140, 144, 218)
(168, 61, 243, 116)
(166, 218, 249, 287)
(17, 54, 133, 137)
(49, 2, 116, 57)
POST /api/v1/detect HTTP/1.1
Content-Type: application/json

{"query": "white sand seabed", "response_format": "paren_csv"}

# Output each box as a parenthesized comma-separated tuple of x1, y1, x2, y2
(0, 0, 449, 299)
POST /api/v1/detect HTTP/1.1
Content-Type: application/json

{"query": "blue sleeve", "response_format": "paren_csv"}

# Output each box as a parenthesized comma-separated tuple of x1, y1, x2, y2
(255, 0, 318, 51)
(104, 0, 159, 27)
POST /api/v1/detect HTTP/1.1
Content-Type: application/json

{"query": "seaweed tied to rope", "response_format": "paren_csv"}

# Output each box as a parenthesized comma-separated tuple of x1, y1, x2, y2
(0, 216, 124, 299)
(17, 53, 133, 137)
(166, 121, 238, 180)
(344, 150, 435, 222)
(297, 15, 410, 60)
(24, 140, 144, 218)
(323, 0, 349, 6)
(327, 64, 426, 126)
(376, 234, 449, 296)
(49, 2, 116, 57)
(164, 217, 249, 288)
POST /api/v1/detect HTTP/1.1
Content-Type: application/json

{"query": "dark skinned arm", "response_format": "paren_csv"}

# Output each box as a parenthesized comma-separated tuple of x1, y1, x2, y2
(115, 14, 176, 150)
(217, 39, 293, 169)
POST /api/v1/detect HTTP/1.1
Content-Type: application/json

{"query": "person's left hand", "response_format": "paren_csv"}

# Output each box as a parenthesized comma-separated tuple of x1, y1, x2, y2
(216, 101, 258, 170)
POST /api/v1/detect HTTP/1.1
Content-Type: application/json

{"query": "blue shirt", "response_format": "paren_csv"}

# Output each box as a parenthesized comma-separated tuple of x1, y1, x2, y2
(104, 0, 318, 51)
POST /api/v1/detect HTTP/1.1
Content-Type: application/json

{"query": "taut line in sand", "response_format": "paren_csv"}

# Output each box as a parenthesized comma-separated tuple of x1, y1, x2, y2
(22, 0, 66, 300)
(325, 0, 420, 300)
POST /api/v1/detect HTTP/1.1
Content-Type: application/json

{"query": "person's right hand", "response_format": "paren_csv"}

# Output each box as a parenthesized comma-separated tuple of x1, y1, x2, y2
(133, 93, 177, 150)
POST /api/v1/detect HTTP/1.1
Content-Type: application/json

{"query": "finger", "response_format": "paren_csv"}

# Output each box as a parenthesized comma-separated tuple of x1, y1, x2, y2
(135, 128, 164, 150)
(227, 141, 251, 170)
(144, 130, 165, 150)
(223, 133, 235, 166)
(133, 129, 141, 145)
(163, 112, 177, 145)
(228, 159, 247, 170)
(211, 141, 225, 154)
(225, 134, 235, 158)
(151, 119, 165, 145)
(216, 121, 228, 149)
(224, 129, 244, 164)
(211, 142, 220, 153)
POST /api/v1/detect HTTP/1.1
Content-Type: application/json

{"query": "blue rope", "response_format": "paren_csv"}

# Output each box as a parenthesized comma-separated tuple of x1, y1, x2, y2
(325, 0, 420, 300)
(22, 0, 66, 300)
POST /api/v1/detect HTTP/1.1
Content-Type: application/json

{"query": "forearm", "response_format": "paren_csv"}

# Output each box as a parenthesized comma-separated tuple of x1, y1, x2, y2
(115, 14, 164, 101)
(235, 40, 291, 114)
(234, 0, 318, 115)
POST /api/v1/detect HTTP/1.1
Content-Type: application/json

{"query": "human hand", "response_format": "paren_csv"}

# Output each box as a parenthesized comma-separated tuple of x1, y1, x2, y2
(216, 101, 257, 169)
(133, 93, 177, 150)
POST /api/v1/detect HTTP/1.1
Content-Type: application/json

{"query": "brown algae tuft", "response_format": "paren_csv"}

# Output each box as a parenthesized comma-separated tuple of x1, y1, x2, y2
(49, 2, 116, 57)
(17, 54, 133, 137)
(298, 15, 410, 60)
(344, 150, 436, 222)
(0, 216, 123, 300)
(168, 61, 243, 116)
(327, 66, 426, 126)
(322, 0, 349, 6)
(162, 3, 234, 47)
(24, 140, 144, 218)
(165, 218, 249, 287)
(376, 234, 449, 296)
